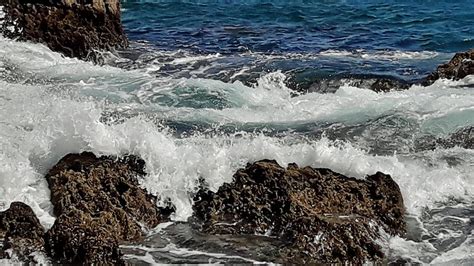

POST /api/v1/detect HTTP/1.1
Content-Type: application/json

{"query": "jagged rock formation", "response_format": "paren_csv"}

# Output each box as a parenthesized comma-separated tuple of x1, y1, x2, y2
(0, 153, 173, 264)
(424, 49, 474, 85)
(193, 160, 406, 264)
(0, 0, 128, 60)
(286, 73, 411, 93)
(44, 152, 174, 264)
(1, 154, 407, 264)
(0, 202, 46, 262)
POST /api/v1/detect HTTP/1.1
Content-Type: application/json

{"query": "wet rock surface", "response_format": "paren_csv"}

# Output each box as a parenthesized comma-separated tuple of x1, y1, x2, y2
(286, 73, 411, 93)
(193, 159, 406, 264)
(0, 202, 46, 262)
(415, 126, 474, 151)
(0, 0, 128, 60)
(44, 152, 173, 264)
(121, 222, 286, 264)
(1, 154, 407, 264)
(424, 49, 474, 85)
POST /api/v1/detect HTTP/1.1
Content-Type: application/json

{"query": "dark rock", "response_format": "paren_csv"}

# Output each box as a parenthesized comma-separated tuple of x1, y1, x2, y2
(424, 49, 474, 85)
(0, 202, 46, 262)
(193, 160, 406, 264)
(442, 127, 474, 149)
(415, 126, 474, 151)
(44, 152, 174, 264)
(369, 78, 411, 93)
(286, 73, 411, 93)
(0, 0, 128, 60)
(45, 207, 125, 264)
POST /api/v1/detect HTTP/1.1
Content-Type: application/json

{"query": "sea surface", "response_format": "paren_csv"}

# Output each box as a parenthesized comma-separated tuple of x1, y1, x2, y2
(1, 1, 473, 264)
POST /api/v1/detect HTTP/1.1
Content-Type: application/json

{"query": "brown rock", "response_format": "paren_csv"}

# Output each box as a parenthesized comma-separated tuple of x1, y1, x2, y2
(193, 160, 406, 264)
(1, 0, 128, 60)
(0, 202, 46, 262)
(44, 152, 174, 264)
(424, 49, 474, 85)
(45, 207, 125, 264)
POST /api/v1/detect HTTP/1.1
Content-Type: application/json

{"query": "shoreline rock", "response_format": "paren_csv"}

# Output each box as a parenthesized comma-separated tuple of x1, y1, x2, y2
(423, 49, 474, 85)
(415, 126, 474, 151)
(1, 152, 174, 264)
(1, 154, 407, 264)
(286, 73, 412, 93)
(44, 152, 174, 264)
(0, 202, 46, 262)
(0, 0, 128, 60)
(193, 160, 406, 264)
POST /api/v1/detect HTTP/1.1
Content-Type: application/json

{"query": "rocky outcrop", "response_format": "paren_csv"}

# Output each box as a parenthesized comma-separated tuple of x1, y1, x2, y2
(0, 0, 128, 60)
(193, 160, 406, 264)
(424, 49, 474, 85)
(415, 126, 474, 151)
(43, 152, 173, 264)
(0, 202, 46, 262)
(286, 73, 411, 93)
(2, 154, 407, 264)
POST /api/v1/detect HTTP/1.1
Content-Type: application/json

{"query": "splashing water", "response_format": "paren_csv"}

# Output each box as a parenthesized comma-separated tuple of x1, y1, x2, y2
(0, 29, 473, 264)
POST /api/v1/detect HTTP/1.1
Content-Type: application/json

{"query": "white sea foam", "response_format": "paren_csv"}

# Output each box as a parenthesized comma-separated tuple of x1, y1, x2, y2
(122, 243, 266, 263)
(320, 49, 440, 60)
(170, 53, 221, 65)
(1, 70, 472, 223)
(430, 232, 474, 265)
(0, 36, 473, 263)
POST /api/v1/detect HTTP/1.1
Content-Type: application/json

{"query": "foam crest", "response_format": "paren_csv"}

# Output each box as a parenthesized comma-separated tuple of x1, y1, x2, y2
(0, 36, 473, 264)
(130, 75, 474, 138)
(319, 49, 440, 60)
(1, 79, 472, 222)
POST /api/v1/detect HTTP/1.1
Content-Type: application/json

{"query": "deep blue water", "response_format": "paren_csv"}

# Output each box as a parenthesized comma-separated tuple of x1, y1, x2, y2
(123, 1, 474, 54)
(119, 1, 474, 85)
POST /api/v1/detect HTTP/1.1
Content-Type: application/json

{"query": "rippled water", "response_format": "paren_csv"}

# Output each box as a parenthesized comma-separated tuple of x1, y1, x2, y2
(1, 1, 474, 264)
(120, 0, 473, 84)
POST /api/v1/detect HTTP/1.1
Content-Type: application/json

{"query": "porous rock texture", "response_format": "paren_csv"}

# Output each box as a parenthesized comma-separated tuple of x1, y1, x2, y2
(0, 202, 46, 262)
(44, 152, 173, 264)
(0, 0, 128, 60)
(424, 49, 474, 85)
(193, 159, 406, 264)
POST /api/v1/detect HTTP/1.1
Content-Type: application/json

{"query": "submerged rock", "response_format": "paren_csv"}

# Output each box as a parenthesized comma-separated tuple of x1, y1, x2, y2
(415, 126, 474, 151)
(0, 0, 128, 60)
(0, 202, 46, 262)
(193, 160, 406, 264)
(44, 152, 173, 264)
(286, 73, 411, 93)
(424, 49, 474, 85)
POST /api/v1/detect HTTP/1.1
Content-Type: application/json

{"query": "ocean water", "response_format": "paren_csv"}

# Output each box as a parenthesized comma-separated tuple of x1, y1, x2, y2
(1, 0, 474, 264)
